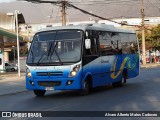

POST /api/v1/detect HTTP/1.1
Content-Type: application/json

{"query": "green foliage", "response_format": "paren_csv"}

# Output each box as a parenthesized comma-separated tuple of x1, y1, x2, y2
(149, 24, 160, 48)
(137, 24, 160, 49)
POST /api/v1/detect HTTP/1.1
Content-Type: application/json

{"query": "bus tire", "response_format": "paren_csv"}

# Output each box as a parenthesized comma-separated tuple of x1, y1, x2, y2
(112, 72, 126, 87)
(78, 80, 91, 96)
(120, 73, 126, 86)
(34, 90, 46, 97)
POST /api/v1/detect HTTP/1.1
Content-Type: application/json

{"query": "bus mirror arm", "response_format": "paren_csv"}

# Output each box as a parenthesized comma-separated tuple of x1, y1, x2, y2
(85, 39, 91, 49)
(86, 31, 88, 38)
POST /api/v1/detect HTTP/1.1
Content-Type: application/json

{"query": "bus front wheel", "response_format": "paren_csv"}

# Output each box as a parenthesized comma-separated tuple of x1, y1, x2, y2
(78, 80, 91, 96)
(34, 90, 46, 97)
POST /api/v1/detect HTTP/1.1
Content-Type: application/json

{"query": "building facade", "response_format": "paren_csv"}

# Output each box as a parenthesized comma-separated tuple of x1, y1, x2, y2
(0, 12, 25, 73)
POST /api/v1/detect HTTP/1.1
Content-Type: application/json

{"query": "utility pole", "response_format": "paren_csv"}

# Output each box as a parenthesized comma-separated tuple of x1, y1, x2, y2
(141, 0, 146, 65)
(61, 0, 67, 26)
(15, 10, 21, 77)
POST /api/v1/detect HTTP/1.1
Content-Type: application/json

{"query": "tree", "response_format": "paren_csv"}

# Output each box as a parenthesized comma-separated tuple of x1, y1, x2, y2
(149, 24, 160, 49)
(137, 29, 152, 49)
(137, 24, 160, 50)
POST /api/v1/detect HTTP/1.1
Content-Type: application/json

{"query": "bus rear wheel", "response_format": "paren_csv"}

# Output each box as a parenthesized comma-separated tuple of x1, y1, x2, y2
(112, 73, 126, 87)
(34, 90, 46, 97)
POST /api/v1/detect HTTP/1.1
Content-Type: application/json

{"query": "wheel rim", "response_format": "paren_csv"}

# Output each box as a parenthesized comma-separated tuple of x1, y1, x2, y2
(84, 81, 89, 90)
(83, 81, 89, 94)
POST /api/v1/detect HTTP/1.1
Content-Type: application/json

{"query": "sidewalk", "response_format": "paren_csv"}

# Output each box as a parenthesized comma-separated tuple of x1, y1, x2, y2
(0, 72, 27, 96)
(140, 63, 160, 68)
(0, 72, 25, 78)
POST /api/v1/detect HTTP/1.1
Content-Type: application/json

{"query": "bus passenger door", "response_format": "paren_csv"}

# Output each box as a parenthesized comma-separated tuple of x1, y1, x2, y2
(99, 32, 122, 84)
(98, 31, 113, 85)
(82, 30, 102, 87)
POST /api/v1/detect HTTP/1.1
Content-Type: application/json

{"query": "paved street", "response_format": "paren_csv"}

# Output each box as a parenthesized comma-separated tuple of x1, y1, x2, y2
(0, 67, 160, 119)
(1, 0, 160, 120)
(0, 72, 26, 96)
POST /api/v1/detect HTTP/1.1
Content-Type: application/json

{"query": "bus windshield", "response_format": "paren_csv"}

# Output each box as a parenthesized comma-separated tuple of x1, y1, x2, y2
(26, 30, 83, 65)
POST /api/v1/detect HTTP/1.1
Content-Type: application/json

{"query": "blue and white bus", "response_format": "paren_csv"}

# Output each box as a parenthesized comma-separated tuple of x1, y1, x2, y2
(26, 24, 140, 96)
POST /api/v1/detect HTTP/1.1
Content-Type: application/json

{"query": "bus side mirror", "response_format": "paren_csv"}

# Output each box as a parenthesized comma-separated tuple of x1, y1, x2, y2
(85, 39, 91, 49)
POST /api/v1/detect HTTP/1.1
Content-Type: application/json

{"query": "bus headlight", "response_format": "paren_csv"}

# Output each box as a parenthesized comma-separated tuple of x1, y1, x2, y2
(26, 67, 32, 78)
(27, 72, 32, 78)
(70, 71, 77, 77)
(69, 64, 81, 77)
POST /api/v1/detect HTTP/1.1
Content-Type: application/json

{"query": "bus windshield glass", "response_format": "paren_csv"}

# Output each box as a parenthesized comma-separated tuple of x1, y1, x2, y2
(26, 30, 83, 65)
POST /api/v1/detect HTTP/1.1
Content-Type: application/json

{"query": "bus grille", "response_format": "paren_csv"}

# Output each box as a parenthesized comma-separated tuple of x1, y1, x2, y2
(36, 72, 63, 76)
(38, 81, 61, 87)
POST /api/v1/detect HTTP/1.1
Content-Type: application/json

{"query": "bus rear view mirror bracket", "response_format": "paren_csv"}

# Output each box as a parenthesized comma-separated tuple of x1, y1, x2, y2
(85, 39, 91, 49)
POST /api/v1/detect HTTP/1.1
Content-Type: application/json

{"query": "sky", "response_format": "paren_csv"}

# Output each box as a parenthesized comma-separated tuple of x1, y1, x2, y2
(0, 0, 16, 3)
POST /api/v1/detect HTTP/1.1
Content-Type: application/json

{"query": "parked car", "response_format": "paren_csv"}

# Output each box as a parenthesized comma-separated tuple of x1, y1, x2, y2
(146, 57, 150, 63)
(5, 63, 18, 72)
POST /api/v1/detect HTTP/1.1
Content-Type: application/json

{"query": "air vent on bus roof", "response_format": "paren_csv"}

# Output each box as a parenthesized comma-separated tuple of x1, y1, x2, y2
(78, 23, 115, 29)
(46, 25, 52, 27)
(92, 23, 115, 29)
(78, 23, 93, 26)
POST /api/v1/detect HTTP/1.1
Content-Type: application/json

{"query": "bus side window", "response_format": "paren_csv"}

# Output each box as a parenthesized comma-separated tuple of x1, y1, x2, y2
(111, 32, 122, 54)
(90, 38, 97, 55)
(129, 34, 138, 53)
(85, 31, 99, 56)
(99, 31, 113, 56)
(120, 33, 131, 54)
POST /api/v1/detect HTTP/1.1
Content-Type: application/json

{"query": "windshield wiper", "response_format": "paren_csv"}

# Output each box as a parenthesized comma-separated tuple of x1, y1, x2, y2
(49, 42, 63, 65)
(36, 41, 63, 65)
(36, 43, 53, 65)
(47, 43, 54, 60)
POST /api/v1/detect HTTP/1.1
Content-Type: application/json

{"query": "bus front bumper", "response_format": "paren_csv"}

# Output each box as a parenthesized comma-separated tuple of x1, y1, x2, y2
(26, 77, 82, 91)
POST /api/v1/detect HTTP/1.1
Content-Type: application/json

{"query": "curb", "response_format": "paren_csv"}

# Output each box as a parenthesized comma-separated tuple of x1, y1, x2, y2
(140, 64, 160, 68)
(0, 73, 25, 78)
(0, 90, 29, 97)
(0, 76, 25, 82)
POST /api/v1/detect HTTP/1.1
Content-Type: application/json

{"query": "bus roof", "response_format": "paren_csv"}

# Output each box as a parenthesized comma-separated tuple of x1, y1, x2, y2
(38, 23, 136, 34)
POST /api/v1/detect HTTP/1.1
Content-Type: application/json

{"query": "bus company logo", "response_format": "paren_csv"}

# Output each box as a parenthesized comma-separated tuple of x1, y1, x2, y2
(34, 68, 47, 70)
(110, 55, 139, 79)
(110, 57, 129, 79)
(53, 66, 61, 71)
(2, 112, 11, 117)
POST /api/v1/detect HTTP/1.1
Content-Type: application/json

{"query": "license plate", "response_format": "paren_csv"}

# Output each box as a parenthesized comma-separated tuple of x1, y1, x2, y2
(45, 87, 54, 90)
